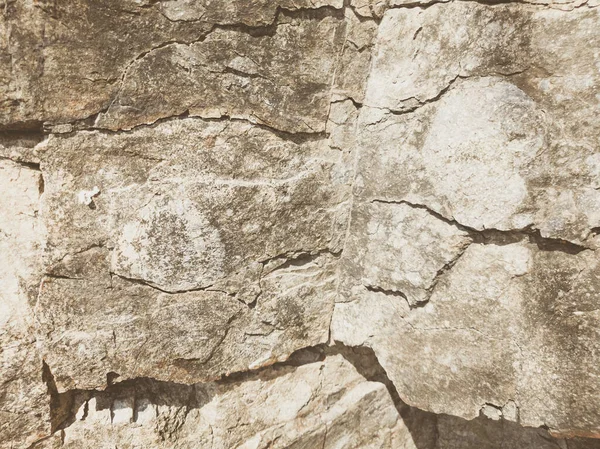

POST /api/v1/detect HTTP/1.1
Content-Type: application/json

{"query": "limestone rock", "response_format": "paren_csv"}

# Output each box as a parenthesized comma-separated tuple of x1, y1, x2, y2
(3, 0, 600, 447)
(339, 200, 471, 306)
(332, 5, 600, 435)
(350, 0, 390, 18)
(334, 239, 600, 436)
(36, 118, 345, 391)
(0, 159, 49, 448)
(1, 1, 347, 133)
(44, 356, 409, 449)
(360, 4, 600, 244)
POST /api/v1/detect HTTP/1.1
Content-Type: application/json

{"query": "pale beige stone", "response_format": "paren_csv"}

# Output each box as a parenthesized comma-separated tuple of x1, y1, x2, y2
(359, 5, 600, 244)
(52, 356, 411, 449)
(339, 200, 471, 306)
(0, 159, 49, 448)
(334, 240, 600, 436)
(3, 0, 600, 446)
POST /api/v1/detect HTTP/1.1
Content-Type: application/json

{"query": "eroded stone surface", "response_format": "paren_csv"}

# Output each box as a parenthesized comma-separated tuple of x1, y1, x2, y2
(332, 5, 600, 435)
(334, 239, 600, 436)
(35, 118, 345, 391)
(360, 4, 600, 244)
(35, 356, 409, 449)
(3, 0, 600, 447)
(95, 12, 347, 133)
(0, 159, 49, 448)
(339, 200, 471, 306)
(1, 1, 348, 134)
(0, 0, 211, 129)
(359, 75, 600, 245)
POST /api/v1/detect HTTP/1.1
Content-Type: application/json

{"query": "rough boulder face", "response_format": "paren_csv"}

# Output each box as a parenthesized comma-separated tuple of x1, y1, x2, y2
(333, 2, 600, 440)
(1, 0, 600, 448)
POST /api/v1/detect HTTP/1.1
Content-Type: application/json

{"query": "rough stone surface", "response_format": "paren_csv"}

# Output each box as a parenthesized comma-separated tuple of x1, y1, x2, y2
(35, 119, 345, 391)
(2, 0, 600, 447)
(334, 242, 600, 433)
(34, 356, 409, 449)
(334, 2, 600, 440)
(361, 4, 600, 245)
(0, 159, 49, 448)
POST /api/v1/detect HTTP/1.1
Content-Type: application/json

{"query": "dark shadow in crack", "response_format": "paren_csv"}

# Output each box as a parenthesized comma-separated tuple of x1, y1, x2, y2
(46, 344, 326, 435)
(46, 343, 600, 448)
(327, 343, 600, 449)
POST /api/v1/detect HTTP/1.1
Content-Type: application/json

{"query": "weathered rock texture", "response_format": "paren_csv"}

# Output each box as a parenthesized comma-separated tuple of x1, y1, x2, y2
(1, 0, 600, 447)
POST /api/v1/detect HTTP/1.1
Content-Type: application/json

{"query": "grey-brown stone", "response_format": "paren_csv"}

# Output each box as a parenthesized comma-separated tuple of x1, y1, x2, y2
(36, 118, 345, 391)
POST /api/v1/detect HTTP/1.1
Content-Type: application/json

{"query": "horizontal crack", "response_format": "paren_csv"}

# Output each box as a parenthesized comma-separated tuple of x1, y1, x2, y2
(0, 155, 41, 171)
(370, 198, 587, 254)
(51, 112, 328, 144)
(109, 273, 229, 296)
(364, 284, 431, 310)
(365, 70, 530, 118)
(43, 344, 329, 434)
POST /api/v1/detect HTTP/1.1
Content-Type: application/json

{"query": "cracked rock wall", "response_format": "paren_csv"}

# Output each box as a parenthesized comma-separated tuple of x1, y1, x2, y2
(1, 0, 600, 448)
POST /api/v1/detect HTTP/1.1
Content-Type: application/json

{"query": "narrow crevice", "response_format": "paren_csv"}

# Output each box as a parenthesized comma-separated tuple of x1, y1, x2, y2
(0, 155, 41, 171)
(43, 273, 85, 281)
(0, 127, 45, 144)
(53, 112, 327, 145)
(200, 115, 329, 144)
(261, 248, 340, 272)
(259, 247, 340, 271)
(363, 284, 430, 310)
(109, 272, 230, 296)
(380, 0, 594, 13)
(368, 69, 529, 118)
(424, 242, 472, 297)
(210, 5, 346, 38)
(370, 198, 587, 254)
(47, 344, 328, 434)
(332, 95, 363, 110)
(42, 361, 75, 433)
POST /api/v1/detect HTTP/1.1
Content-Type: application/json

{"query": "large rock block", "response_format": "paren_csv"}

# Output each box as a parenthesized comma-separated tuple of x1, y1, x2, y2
(334, 1, 600, 439)
(36, 118, 346, 390)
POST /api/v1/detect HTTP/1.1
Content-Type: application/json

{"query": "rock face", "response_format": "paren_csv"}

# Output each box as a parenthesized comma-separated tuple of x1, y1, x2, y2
(333, 2, 600, 440)
(0, 159, 49, 448)
(35, 355, 409, 449)
(1, 0, 600, 447)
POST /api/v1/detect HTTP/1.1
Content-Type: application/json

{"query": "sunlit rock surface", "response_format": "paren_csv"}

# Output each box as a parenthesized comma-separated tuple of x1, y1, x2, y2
(2, 0, 600, 447)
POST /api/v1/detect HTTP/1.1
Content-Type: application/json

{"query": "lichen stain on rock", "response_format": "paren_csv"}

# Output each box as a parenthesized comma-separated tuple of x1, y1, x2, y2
(112, 194, 226, 292)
